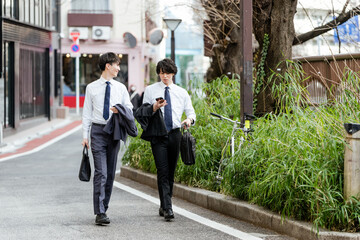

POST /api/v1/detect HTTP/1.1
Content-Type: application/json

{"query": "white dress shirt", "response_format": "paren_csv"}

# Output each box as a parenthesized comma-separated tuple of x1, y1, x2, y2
(143, 81, 196, 129)
(82, 77, 133, 139)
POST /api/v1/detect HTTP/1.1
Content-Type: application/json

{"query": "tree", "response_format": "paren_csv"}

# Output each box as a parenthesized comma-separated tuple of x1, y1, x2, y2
(202, 0, 360, 115)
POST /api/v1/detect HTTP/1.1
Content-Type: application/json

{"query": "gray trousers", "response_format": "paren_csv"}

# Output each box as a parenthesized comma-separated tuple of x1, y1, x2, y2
(91, 124, 120, 215)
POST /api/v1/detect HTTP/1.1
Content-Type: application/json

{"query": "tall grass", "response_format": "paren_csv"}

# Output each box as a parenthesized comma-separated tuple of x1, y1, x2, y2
(223, 61, 360, 231)
(123, 63, 360, 232)
(123, 76, 241, 190)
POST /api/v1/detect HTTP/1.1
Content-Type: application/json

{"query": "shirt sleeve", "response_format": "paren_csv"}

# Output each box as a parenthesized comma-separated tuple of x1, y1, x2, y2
(142, 86, 152, 104)
(184, 91, 196, 124)
(121, 85, 133, 110)
(82, 85, 93, 139)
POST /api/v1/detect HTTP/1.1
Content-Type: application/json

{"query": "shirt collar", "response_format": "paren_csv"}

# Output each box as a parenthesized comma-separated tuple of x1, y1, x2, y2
(159, 81, 173, 89)
(100, 76, 113, 84)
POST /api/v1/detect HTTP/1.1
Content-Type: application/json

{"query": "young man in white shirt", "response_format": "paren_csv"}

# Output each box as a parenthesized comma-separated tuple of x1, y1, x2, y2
(82, 52, 133, 225)
(142, 58, 196, 221)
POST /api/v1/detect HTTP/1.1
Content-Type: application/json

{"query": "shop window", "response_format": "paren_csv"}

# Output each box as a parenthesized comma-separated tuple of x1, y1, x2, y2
(19, 48, 46, 119)
(62, 54, 128, 96)
(71, 0, 109, 12)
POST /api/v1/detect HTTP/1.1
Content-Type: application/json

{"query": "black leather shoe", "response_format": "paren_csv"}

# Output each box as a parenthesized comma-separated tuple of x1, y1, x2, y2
(164, 209, 174, 221)
(159, 207, 164, 217)
(95, 213, 110, 225)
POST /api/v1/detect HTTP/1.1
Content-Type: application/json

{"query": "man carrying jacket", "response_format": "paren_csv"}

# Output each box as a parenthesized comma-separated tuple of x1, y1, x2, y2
(82, 52, 133, 225)
(135, 58, 196, 221)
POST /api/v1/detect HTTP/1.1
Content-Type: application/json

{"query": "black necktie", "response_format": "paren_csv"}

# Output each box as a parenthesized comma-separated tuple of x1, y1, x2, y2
(103, 81, 110, 120)
(164, 86, 172, 132)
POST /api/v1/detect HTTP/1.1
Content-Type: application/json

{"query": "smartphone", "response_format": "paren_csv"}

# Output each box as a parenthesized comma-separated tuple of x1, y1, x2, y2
(156, 97, 164, 101)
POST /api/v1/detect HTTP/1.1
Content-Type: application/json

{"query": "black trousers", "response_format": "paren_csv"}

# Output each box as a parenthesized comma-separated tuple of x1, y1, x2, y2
(91, 124, 120, 215)
(150, 129, 182, 210)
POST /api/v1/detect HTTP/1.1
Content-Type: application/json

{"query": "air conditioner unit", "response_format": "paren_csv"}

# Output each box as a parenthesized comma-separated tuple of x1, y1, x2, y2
(92, 26, 111, 40)
(69, 27, 89, 40)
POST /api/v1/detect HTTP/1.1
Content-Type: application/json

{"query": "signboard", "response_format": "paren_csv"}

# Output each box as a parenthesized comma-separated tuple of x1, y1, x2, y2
(334, 16, 360, 43)
(70, 32, 80, 42)
(71, 43, 80, 53)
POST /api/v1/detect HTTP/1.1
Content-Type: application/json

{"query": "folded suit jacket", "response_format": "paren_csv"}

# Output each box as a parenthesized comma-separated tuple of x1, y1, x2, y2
(103, 104, 138, 142)
(134, 103, 168, 141)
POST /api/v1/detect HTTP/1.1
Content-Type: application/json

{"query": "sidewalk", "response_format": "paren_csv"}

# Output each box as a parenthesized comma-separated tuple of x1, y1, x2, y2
(0, 113, 82, 159)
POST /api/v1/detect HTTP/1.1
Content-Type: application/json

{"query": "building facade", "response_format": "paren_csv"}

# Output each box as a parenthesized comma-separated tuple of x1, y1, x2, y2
(60, 0, 163, 108)
(293, 0, 360, 57)
(1, 0, 62, 136)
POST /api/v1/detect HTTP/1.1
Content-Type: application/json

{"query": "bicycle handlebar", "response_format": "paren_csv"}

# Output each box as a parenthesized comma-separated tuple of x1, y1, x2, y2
(210, 112, 222, 118)
(210, 112, 241, 125)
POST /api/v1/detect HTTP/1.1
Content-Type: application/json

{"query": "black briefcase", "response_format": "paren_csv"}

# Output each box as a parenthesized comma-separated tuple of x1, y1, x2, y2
(78, 146, 91, 182)
(180, 127, 196, 165)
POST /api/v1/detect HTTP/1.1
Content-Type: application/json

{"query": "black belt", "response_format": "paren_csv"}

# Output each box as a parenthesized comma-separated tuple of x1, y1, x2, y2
(92, 123, 106, 127)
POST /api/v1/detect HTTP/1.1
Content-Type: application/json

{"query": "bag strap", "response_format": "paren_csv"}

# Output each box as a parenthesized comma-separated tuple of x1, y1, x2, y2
(83, 146, 88, 156)
(181, 124, 191, 134)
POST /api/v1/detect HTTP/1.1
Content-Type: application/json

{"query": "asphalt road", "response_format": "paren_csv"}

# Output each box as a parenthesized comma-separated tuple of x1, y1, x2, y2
(0, 129, 296, 240)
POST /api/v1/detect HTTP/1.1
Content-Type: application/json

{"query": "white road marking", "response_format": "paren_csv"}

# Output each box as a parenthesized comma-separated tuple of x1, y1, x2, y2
(113, 180, 262, 240)
(0, 125, 82, 163)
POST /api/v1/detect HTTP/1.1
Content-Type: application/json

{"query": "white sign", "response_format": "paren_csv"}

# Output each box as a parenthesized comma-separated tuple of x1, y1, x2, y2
(69, 27, 89, 40)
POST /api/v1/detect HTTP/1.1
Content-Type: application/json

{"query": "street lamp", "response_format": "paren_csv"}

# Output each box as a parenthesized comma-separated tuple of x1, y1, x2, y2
(163, 18, 182, 62)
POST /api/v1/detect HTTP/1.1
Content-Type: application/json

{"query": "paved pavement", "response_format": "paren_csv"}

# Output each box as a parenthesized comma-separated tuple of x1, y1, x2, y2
(0, 116, 297, 240)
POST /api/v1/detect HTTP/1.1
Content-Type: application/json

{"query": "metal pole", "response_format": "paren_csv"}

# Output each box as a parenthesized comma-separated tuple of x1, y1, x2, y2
(75, 38, 80, 115)
(171, 30, 175, 62)
(240, 0, 253, 124)
(75, 55, 80, 115)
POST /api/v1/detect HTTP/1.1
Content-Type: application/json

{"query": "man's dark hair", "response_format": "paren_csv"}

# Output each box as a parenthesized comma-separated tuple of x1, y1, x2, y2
(156, 58, 177, 75)
(98, 52, 120, 71)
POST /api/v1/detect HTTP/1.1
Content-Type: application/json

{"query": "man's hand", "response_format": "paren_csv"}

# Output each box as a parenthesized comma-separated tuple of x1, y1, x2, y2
(110, 106, 118, 113)
(82, 138, 89, 149)
(181, 119, 192, 129)
(153, 99, 167, 112)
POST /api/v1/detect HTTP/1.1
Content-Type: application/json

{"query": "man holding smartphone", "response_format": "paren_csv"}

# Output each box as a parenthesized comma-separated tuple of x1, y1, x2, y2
(139, 58, 196, 221)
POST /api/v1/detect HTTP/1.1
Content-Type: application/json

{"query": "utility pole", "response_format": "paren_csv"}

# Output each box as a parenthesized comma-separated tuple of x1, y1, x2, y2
(240, 0, 253, 123)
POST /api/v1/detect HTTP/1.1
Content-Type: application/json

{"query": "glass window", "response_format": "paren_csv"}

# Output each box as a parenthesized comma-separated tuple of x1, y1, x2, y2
(29, 0, 34, 24)
(62, 54, 128, 96)
(4, 0, 11, 17)
(24, 0, 30, 23)
(3, 0, 20, 19)
(41, 0, 45, 27)
(51, 0, 58, 30)
(71, 0, 109, 12)
(19, 0, 24, 21)
(19, 48, 46, 119)
(34, 0, 39, 25)
(45, 0, 50, 28)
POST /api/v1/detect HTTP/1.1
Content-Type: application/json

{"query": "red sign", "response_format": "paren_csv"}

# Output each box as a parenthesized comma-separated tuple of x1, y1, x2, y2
(70, 32, 80, 42)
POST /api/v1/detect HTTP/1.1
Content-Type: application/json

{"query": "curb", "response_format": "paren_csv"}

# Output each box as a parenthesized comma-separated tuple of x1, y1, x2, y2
(120, 166, 360, 240)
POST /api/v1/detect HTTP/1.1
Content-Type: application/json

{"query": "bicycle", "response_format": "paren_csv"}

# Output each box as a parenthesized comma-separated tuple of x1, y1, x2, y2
(210, 112, 255, 184)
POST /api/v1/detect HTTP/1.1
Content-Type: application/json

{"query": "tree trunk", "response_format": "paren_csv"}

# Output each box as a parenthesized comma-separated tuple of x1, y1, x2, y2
(203, 1, 242, 81)
(253, 0, 297, 115)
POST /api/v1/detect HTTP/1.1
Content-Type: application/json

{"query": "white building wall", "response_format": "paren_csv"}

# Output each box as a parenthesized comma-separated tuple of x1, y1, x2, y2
(293, 0, 360, 57)
(60, 0, 164, 94)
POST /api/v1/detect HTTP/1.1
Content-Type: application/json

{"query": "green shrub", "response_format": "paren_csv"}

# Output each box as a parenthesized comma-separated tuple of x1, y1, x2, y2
(122, 63, 360, 232)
